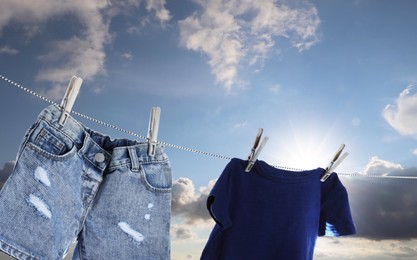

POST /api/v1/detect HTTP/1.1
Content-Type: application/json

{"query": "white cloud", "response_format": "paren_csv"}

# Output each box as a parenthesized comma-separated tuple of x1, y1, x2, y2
(91, 84, 106, 94)
(0, 0, 170, 100)
(383, 85, 417, 138)
(171, 178, 216, 225)
(179, 0, 320, 90)
(145, 0, 171, 24)
(0, 46, 18, 55)
(121, 52, 133, 60)
(36, 31, 110, 99)
(364, 156, 403, 176)
(232, 121, 248, 130)
(171, 225, 197, 240)
(126, 0, 171, 33)
(413, 149, 417, 156)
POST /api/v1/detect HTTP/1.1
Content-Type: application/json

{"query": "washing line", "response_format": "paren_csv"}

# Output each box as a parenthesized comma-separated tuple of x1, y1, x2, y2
(1, 74, 416, 180)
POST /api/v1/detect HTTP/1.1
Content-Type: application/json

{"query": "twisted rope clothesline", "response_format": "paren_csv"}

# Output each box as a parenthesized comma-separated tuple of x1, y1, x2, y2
(1, 74, 416, 179)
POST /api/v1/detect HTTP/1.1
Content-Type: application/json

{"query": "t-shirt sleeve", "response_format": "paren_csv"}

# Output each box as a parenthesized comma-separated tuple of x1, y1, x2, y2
(206, 159, 235, 229)
(319, 173, 356, 237)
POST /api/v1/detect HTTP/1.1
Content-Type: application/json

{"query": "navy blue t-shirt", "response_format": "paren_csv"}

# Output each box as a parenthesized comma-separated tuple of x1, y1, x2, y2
(201, 158, 356, 260)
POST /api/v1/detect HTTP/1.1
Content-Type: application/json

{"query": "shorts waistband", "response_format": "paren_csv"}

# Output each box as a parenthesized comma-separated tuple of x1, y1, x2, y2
(36, 105, 168, 172)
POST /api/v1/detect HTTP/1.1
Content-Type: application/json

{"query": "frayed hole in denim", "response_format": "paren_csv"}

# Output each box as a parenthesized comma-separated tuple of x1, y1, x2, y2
(27, 194, 52, 219)
(118, 222, 144, 243)
(34, 167, 51, 187)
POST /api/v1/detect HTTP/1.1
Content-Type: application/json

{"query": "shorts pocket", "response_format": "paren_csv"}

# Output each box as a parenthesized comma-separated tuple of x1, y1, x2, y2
(140, 161, 172, 192)
(25, 126, 77, 160)
(26, 142, 77, 160)
(34, 128, 66, 155)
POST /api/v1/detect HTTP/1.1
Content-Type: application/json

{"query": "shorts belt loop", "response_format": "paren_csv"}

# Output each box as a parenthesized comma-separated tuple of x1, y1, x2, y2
(128, 147, 140, 172)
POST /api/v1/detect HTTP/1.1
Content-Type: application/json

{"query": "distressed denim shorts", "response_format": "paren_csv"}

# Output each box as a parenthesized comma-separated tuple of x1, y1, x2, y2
(0, 105, 172, 260)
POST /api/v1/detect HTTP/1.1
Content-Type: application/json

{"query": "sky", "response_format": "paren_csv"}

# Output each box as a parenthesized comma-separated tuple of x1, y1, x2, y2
(0, 0, 417, 259)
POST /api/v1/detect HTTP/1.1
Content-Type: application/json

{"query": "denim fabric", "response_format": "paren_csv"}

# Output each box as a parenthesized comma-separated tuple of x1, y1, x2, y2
(0, 105, 172, 260)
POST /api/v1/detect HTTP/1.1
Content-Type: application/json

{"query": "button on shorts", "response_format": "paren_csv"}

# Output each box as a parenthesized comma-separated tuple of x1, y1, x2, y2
(0, 105, 172, 260)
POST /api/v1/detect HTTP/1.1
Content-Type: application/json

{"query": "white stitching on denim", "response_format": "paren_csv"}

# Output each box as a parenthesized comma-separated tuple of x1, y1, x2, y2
(2, 74, 417, 179)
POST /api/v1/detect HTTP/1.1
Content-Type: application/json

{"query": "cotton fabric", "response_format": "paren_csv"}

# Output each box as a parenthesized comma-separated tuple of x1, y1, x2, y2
(201, 158, 356, 260)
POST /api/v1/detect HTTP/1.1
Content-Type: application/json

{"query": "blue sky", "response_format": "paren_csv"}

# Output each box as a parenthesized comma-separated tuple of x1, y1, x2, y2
(1, 0, 417, 259)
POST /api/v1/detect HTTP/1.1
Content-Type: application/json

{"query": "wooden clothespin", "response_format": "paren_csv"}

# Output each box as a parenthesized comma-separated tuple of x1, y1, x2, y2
(147, 107, 161, 156)
(59, 76, 83, 126)
(320, 144, 349, 182)
(245, 128, 269, 172)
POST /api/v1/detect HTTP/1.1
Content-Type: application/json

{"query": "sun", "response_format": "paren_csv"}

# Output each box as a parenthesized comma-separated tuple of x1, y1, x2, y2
(262, 123, 346, 171)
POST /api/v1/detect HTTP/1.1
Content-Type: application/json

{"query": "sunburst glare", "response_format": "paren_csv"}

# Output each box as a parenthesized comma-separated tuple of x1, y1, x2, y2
(262, 120, 347, 171)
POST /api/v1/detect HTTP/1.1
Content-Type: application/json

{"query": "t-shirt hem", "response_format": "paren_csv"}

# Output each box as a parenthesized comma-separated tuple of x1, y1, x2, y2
(319, 225, 357, 237)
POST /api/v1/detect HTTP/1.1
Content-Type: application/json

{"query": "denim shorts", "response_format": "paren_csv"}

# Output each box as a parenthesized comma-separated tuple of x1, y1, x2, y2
(0, 105, 172, 260)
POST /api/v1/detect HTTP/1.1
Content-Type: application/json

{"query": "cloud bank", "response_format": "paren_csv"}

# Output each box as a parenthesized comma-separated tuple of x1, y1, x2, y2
(179, 0, 320, 90)
(0, 161, 14, 190)
(0, 46, 18, 55)
(315, 238, 417, 260)
(346, 156, 417, 240)
(0, 161, 14, 182)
